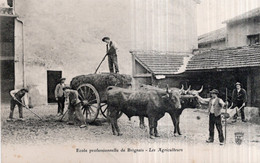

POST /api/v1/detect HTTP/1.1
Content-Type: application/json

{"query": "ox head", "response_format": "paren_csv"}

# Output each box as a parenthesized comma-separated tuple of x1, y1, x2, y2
(169, 85, 185, 95)
(179, 85, 204, 109)
(186, 85, 203, 96)
(164, 85, 182, 110)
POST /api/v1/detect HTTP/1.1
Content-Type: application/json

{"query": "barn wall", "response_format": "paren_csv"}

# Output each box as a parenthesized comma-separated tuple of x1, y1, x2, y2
(135, 61, 150, 74)
(15, 0, 133, 105)
(25, 63, 47, 106)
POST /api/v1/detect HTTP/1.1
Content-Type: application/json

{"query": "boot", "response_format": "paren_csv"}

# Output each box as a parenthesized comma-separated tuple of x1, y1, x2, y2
(206, 138, 214, 143)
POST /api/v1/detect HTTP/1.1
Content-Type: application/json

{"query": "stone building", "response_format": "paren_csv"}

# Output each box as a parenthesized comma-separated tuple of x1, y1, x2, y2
(224, 7, 260, 47)
(1, 0, 200, 105)
(198, 7, 260, 49)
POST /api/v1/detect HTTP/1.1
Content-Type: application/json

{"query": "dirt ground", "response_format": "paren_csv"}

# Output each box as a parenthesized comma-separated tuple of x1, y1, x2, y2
(1, 104, 260, 163)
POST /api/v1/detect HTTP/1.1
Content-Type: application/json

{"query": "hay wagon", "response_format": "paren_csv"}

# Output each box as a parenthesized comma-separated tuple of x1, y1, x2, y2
(70, 73, 132, 123)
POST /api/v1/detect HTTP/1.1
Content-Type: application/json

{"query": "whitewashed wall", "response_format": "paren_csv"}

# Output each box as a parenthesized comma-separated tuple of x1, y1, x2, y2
(14, 0, 198, 105)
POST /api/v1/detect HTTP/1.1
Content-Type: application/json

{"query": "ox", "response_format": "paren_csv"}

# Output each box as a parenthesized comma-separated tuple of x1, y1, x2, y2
(139, 84, 203, 136)
(106, 86, 182, 139)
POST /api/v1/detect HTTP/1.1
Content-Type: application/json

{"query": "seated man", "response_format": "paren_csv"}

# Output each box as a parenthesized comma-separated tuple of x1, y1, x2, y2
(64, 88, 87, 128)
(7, 88, 29, 121)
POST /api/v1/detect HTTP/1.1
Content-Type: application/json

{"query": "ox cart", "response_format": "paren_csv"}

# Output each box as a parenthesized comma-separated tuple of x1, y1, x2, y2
(70, 73, 132, 123)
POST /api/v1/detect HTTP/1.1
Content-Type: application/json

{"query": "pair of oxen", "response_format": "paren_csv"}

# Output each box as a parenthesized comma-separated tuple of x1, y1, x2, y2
(106, 84, 203, 139)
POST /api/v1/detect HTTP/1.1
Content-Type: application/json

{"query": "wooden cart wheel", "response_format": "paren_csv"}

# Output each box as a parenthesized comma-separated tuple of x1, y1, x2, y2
(100, 103, 123, 119)
(77, 84, 100, 123)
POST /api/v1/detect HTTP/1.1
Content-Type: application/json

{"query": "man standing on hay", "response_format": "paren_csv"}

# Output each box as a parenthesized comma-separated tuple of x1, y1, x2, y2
(196, 89, 227, 145)
(102, 37, 119, 73)
(231, 82, 247, 123)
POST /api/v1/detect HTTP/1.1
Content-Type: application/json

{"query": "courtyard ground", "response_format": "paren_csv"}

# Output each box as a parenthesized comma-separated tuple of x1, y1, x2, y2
(1, 104, 260, 163)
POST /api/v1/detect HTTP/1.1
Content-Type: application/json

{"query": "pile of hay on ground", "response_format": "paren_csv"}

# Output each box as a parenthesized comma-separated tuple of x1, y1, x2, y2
(70, 73, 132, 100)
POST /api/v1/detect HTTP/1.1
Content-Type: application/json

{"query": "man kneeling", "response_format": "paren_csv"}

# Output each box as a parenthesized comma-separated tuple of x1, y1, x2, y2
(64, 88, 87, 128)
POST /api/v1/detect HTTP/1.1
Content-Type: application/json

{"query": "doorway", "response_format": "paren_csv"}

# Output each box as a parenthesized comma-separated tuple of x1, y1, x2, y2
(47, 70, 62, 103)
(0, 17, 15, 103)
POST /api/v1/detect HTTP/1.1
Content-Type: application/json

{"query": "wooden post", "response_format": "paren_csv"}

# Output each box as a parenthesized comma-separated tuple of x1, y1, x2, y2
(247, 71, 252, 106)
(225, 88, 227, 145)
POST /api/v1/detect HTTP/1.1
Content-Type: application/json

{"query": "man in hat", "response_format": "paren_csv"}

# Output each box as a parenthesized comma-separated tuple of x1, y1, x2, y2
(7, 88, 29, 121)
(196, 89, 227, 145)
(231, 82, 247, 122)
(55, 78, 66, 116)
(63, 87, 87, 128)
(102, 37, 119, 73)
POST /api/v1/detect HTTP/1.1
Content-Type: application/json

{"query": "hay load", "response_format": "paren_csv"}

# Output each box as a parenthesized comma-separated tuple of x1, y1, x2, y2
(70, 73, 132, 100)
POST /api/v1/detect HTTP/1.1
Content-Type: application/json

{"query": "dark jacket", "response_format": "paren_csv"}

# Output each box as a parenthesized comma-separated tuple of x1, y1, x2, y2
(106, 41, 117, 55)
(232, 88, 247, 104)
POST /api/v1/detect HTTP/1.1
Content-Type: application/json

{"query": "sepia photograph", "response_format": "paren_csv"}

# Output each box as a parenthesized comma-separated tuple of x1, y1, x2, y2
(1, 0, 260, 162)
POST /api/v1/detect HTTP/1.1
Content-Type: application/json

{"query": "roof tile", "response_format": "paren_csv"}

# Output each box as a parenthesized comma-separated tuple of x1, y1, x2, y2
(132, 51, 190, 75)
(187, 45, 260, 70)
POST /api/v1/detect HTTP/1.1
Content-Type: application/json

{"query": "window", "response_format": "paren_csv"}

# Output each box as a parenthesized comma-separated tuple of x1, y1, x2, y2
(198, 43, 211, 49)
(247, 34, 260, 45)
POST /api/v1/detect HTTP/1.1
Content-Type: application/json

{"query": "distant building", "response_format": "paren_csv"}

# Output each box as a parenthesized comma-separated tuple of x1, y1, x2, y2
(198, 28, 226, 49)
(198, 7, 260, 49)
(1, 0, 200, 105)
(224, 7, 260, 47)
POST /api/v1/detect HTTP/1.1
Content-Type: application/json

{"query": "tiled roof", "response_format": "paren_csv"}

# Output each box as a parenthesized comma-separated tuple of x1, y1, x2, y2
(223, 7, 260, 24)
(131, 51, 190, 75)
(187, 45, 260, 71)
(198, 27, 226, 45)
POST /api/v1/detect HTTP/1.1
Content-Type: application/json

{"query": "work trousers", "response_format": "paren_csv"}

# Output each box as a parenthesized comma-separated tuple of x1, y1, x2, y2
(9, 98, 23, 118)
(209, 113, 224, 143)
(57, 96, 65, 114)
(68, 103, 86, 125)
(233, 101, 245, 120)
(108, 54, 119, 73)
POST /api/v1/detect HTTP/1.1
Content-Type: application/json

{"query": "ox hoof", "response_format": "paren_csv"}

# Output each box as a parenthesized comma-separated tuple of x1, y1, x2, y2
(155, 134, 160, 137)
(150, 135, 155, 139)
(140, 125, 146, 129)
(118, 133, 123, 136)
(113, 132, 116, 135)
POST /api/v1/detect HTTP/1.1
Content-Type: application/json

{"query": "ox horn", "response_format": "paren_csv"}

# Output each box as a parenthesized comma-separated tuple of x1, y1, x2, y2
(180, 84, 184, 91)
(166, 84, 170, 93)
(194, 85, 204, 94)
(185, 85, 191, 93)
